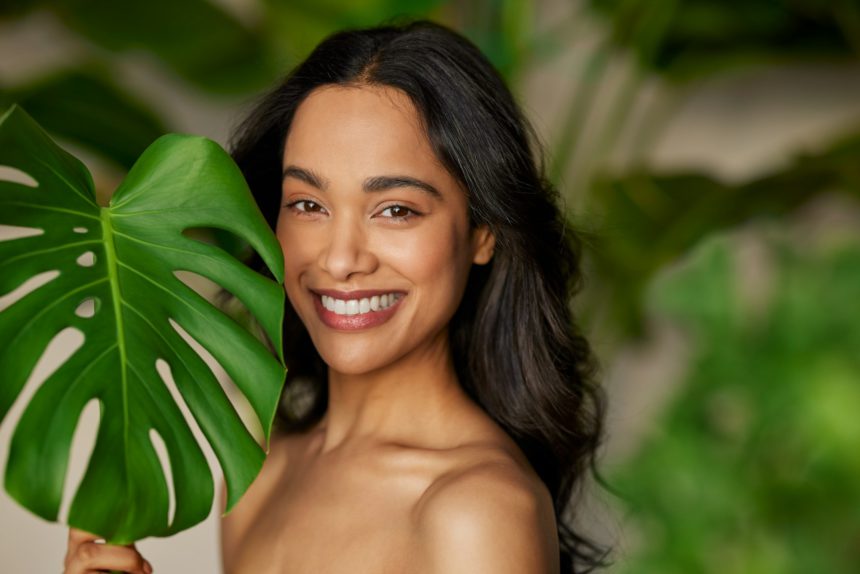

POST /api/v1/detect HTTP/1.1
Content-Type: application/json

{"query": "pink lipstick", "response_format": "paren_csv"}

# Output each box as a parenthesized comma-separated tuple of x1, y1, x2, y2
(311, 289, 406, 331)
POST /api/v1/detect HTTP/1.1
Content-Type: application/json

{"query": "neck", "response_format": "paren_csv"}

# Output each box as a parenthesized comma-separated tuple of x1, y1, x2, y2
(313, 330, 470, 453)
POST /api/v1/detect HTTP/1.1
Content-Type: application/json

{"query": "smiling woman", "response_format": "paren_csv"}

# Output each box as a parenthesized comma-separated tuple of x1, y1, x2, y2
(278, 85, 494, 376)
(63, 20, 608, 574)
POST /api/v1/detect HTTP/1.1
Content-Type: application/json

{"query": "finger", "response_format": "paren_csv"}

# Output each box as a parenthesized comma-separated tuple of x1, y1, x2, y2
(66, 528, 103, 570)
(68, 527, 102, 546)
(121, 541, 151, 572)
(66, 541, 149, 574)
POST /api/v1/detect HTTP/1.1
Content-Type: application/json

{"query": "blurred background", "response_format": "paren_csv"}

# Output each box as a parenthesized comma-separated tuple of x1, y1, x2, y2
(1, 0, 859, 572)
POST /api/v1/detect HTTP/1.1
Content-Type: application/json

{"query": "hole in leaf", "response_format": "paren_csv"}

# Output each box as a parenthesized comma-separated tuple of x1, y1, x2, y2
(155, 358, 221, 502)
(0, 327, 86, 469)
(32, 327, 85, 393)
(76, 252, 96, 267)
(74, 297, 100, 319)
(168, 319, 263, 442)
(149, 428, 176, 528)
(172, 271, 270, 351)
(58, 399, 100, 524)
(174, 270, 222, 301)
(0, 165, 38, 188)
(0, 224, 44, 242)
(72, 227, 88, 234)
(0, 270, 60, 312)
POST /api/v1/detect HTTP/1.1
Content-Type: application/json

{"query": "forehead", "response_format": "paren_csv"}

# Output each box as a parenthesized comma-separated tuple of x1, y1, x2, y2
(283, 84, 459, 190)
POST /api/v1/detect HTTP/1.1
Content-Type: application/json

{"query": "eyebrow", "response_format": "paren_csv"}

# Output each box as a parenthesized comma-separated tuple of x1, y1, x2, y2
(282, 165, 326, 190)
(282, 165, 443, 200)
(364, 175, 442, 200)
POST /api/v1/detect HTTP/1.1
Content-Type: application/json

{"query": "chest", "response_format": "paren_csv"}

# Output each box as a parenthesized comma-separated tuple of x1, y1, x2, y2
(229, 457, 430, 574)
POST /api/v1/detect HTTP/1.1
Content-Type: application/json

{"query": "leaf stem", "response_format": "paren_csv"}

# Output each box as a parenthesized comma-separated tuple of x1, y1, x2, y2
(100, 207, 129, 486)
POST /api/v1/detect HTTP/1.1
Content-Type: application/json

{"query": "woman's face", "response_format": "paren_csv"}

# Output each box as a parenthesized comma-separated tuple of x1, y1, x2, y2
(276, 85, 494, 375)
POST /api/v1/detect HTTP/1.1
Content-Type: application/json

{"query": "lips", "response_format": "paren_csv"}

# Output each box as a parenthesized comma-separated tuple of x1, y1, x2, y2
(321, 292, 403, 315)
(311, 288, 406, 330)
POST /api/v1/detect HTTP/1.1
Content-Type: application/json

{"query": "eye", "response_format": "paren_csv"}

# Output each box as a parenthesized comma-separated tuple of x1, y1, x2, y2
(286, 199, 327, 215)
(378, 205, 420, 220)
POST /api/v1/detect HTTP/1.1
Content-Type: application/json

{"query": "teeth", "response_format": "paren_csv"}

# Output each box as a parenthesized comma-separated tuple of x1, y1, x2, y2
(321, 293, 401, 316)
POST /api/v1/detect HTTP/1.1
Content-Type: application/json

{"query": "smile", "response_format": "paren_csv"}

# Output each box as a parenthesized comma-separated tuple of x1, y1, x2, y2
(320, 293, 403, 315)
(312, 290, 406, 330)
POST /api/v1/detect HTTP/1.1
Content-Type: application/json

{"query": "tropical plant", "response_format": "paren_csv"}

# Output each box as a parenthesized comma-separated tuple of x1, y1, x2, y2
(2, 1, 859, 568)
(609, 225, 860, 573)
(583, 129, 860, 336)
(0, 0, 452, 174)
(0, 105, 286, 544)
(560, 0, 860, 342)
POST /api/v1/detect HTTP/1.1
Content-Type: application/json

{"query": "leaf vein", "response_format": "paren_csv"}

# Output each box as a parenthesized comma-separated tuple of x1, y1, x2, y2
(121, 302, 215, 438)
(34, 154, 98, 208)
(0, 239, 101, 269)
(0, 201, 99, 220)
(116, 261, 211, 323)
(1, 277, 110, 348)
(111, 229, 238, 262)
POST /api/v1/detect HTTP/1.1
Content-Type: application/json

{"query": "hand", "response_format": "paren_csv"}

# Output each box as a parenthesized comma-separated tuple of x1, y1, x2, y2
(64, 528, 153, 574)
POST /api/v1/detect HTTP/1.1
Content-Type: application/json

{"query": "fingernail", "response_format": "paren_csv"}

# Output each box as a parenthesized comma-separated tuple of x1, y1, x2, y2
(144, 560, 153, 574)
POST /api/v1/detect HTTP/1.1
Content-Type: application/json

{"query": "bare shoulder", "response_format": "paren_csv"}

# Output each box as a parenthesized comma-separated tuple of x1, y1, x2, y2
(413, 446, 559, 574)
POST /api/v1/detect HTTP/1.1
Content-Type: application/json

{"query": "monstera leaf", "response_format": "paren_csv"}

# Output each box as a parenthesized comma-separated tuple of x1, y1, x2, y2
(0, 105, 286, 543)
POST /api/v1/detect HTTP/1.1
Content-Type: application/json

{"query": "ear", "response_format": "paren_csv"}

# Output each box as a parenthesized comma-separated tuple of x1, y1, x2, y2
(471, 225, 495, 265)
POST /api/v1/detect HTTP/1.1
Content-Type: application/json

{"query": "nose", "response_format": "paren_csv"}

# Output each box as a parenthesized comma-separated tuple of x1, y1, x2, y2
(319, 214, 378, 281)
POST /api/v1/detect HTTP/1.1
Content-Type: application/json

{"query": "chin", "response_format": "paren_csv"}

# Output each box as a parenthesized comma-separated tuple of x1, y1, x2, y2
(321, 356, 390, 377)
(314, 340, 398, 376)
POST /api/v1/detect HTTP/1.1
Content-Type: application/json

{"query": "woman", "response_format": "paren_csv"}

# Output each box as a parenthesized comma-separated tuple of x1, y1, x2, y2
(64, 20, 608, 574)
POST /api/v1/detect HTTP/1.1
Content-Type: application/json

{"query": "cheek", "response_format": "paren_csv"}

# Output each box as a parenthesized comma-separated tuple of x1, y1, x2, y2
(276, 216, 315, 306)
(277, 214, 315, 266)
(379, 221, 472, 301)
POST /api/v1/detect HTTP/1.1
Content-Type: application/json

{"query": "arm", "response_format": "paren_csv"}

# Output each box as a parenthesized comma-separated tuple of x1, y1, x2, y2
(414, 462, 560, 574)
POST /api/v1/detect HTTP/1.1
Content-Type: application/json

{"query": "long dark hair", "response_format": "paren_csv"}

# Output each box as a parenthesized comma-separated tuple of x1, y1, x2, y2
(229, 19, 609, 573)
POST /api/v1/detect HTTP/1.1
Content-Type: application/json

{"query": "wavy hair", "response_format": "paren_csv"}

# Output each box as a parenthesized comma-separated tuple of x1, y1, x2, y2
(229, 20, 609, 572)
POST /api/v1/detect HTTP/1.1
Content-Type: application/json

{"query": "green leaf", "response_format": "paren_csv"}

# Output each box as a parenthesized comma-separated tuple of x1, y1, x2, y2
(261, 0, 446, 65)
(586, 0, 858, 80)
(0, 68, 169, 171)
(610, 230, 860, 573)
(51, 0, 275, 94)
(0, 105, 286, 543)
(582, 126, 860, 336)
(0, 0, 47, 16)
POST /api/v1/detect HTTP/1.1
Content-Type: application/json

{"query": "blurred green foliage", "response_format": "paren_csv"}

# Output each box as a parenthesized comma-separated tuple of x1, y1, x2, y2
(1, 0, 274, 95)
(0, 69, 167, 169)
(586, 130, 860, 336)
(588, 0, 859, 78)
(0, 0, 456, 170)
(2, 0, 860, 570)
(611, 229, 860, 573)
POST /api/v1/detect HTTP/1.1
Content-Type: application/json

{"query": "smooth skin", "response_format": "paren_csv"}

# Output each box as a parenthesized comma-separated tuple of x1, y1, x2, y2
(65, 85, 559, 573)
